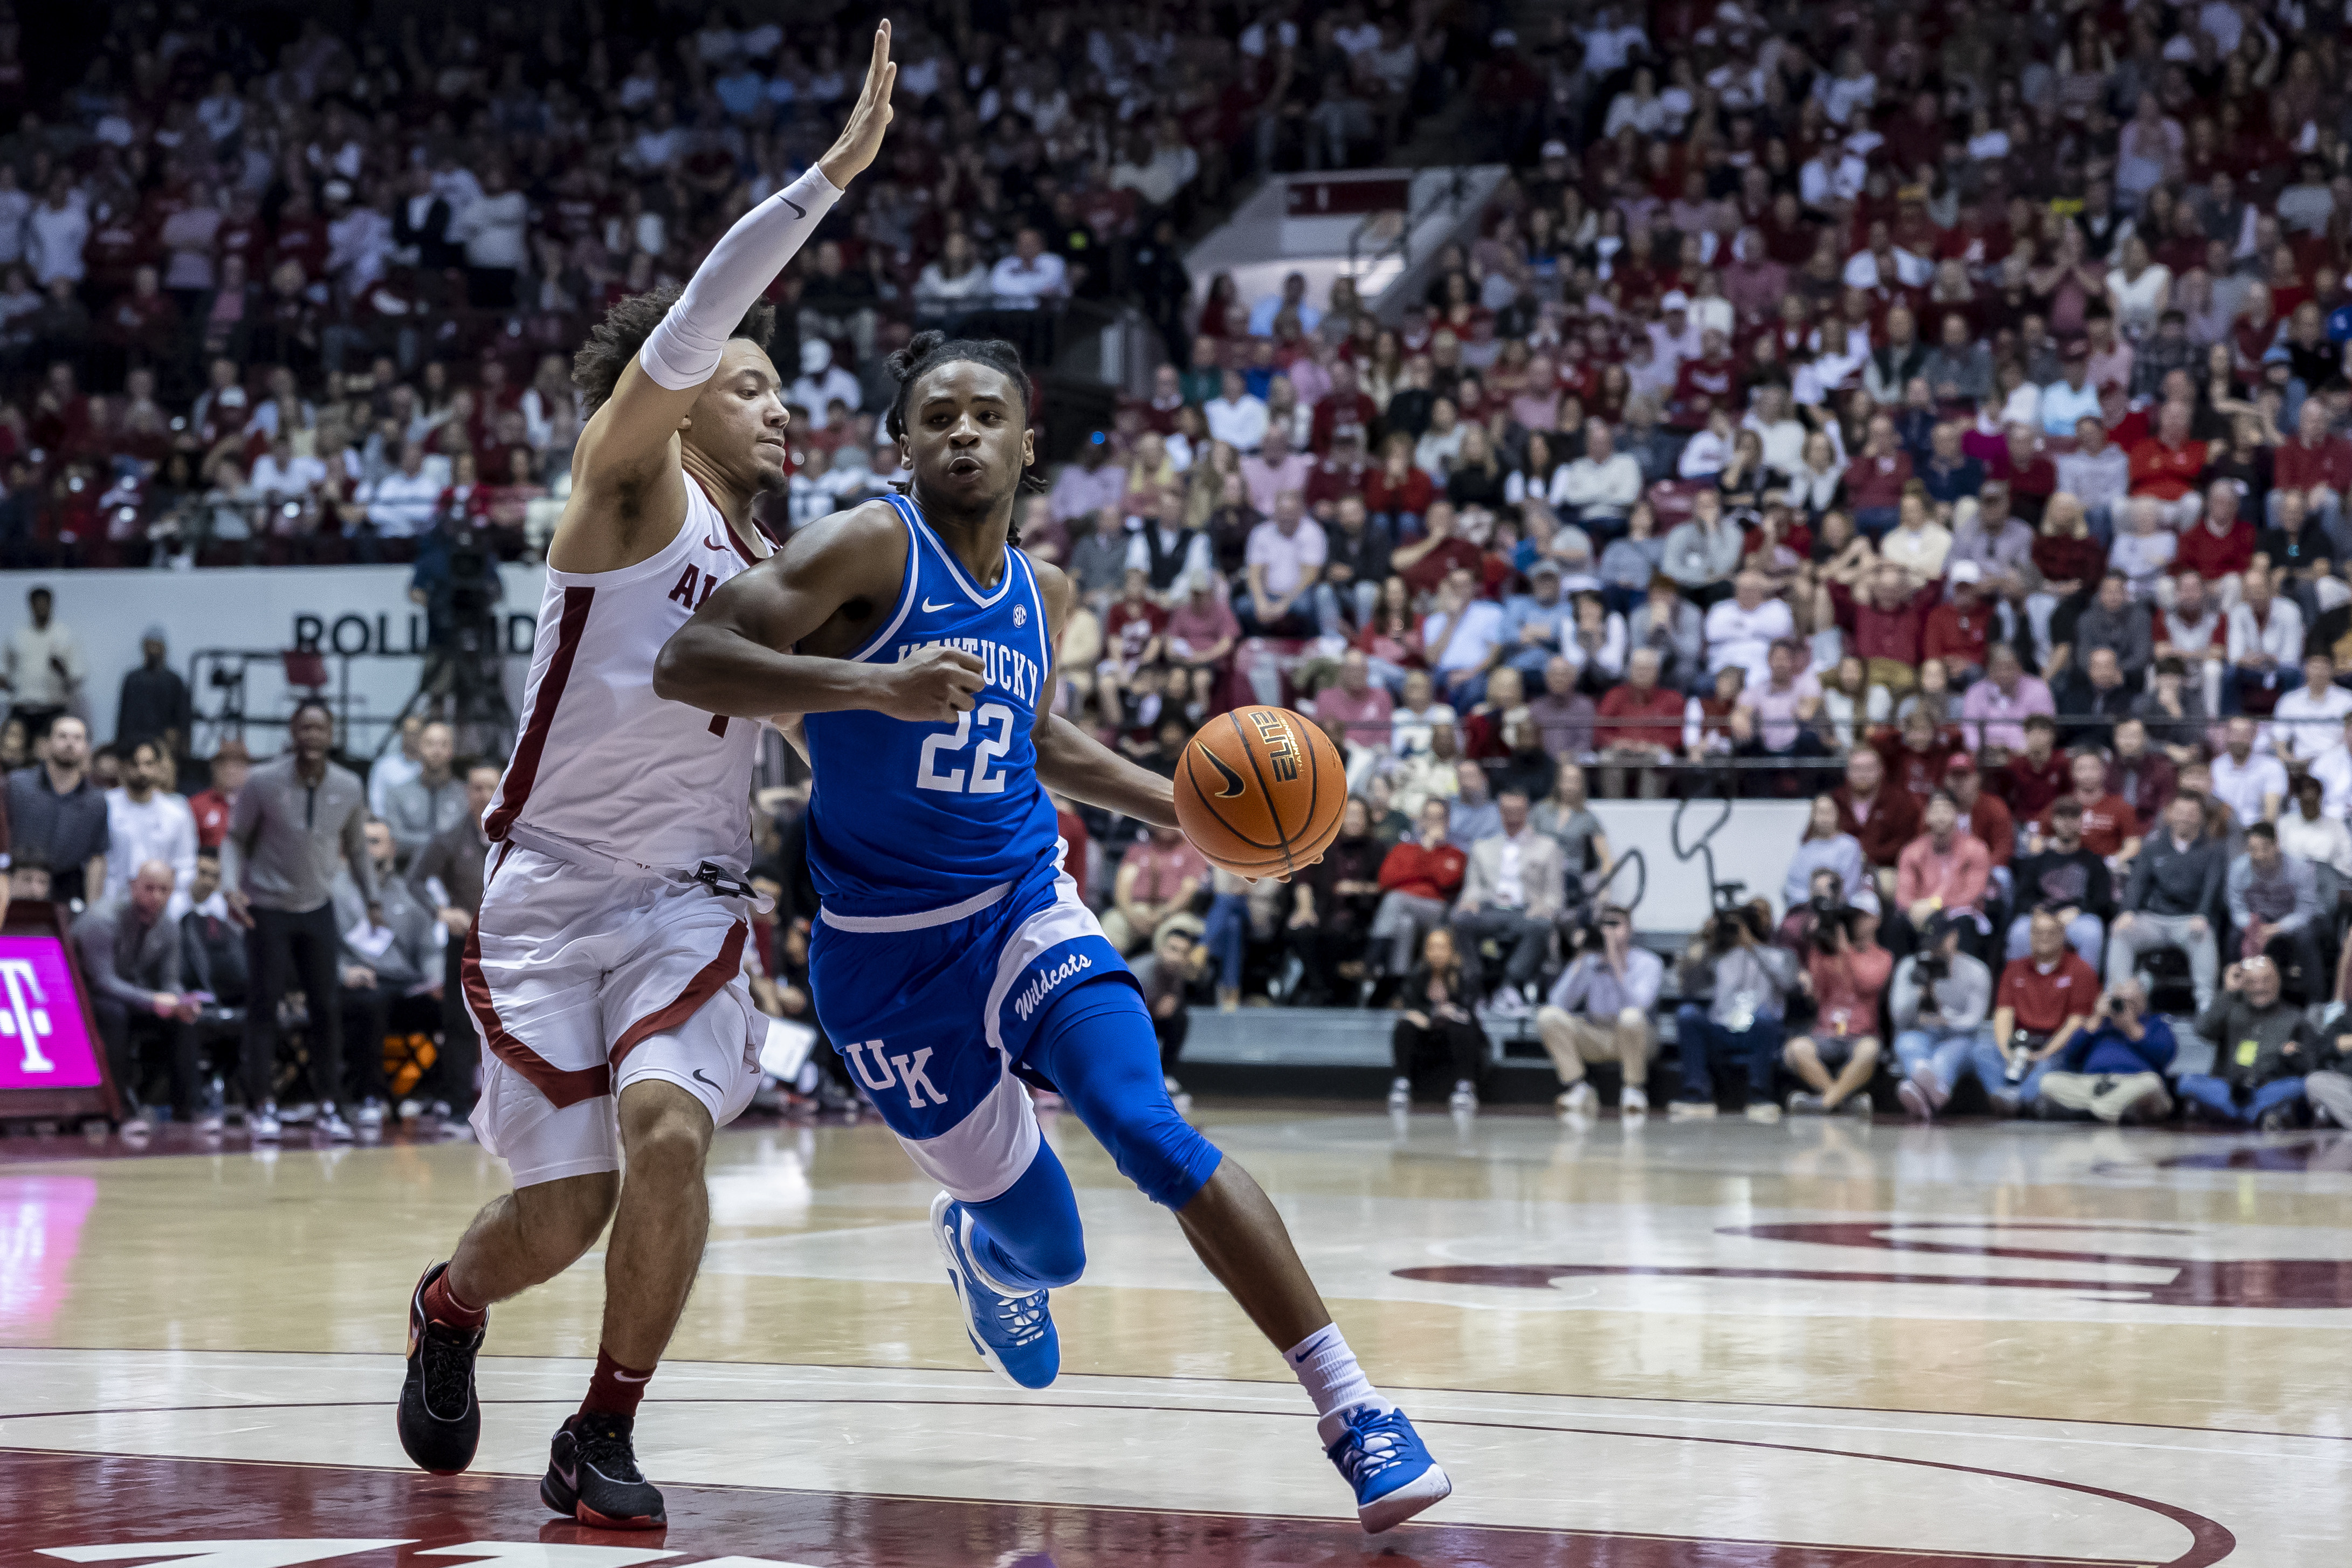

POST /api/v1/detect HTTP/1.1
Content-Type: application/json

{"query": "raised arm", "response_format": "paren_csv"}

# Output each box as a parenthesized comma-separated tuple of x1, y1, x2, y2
(554, 25, 895, 567)
(1028, 559, 1180, 827)
(654, 503, 987, 724)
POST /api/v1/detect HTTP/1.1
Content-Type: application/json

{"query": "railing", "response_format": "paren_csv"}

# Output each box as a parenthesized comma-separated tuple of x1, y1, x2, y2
(1344, 166, 1471, 298)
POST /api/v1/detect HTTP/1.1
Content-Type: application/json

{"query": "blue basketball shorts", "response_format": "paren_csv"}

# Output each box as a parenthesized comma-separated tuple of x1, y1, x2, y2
(808, 865, 1136, 1202)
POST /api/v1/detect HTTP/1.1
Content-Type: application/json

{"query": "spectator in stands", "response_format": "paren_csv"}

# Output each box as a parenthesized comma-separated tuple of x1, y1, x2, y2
(1595, 647, 1683, 799)
(1833, 747, 1921, 876)
(2034, 981, 2177, 1125)
(2001, 714, 2072, 823)
(3, 587, 86, 735)
(1894, 787, 1992, 953)
(2135, 655, 2212, 767)
(221, 703, 375, 1142)
(2127, 401, 2207, 528)
(101, 738, 195, 911)
(2008, 797, 2113, 966)
(2181, 956, 2312, 1129)
(2210, 716, 2288, 826)
(1204, 369, 1270, 453)
(2258, 492, 2336, 617)
(1451, 787, 1562, 1014)
(1786, 794, 1880, 917)
(1922, 563, 1992, 686)
(9, 713, 107, 904)
(1532, 761, 1607, 892)
(1660, 490, 1744, 608)
(1101, 824, 1207, 955)
(331, 817, 435, 1127)
(1958, 643, 2055, 752)
(2271, 397, 2352, 535)
(1289, 797, 1381, 1007)
(2039, 749, 2144, 866)
(1049, 434, 1127, 531)
(1782, 902, 1889, 1118)
(1556, 419, 1642, 535)
(1702, 572, 1794, 692)
(1387, 925, 1488, 1113)
(1313, 650, 1392, 751)
(1137, 919, 1205, 1105)
(382, 720, 465, 865)
(2279, 773, 2352, 881)
(114, 627, 190, 759)
(1890, 912, 1995, 1122)
(1626, 572, 1705, 691)
(2109, 499, 2178, 598)
(1673, 900, 1798, 1123)
(2106, 718, 2177, 834)
(1499, 560, 1572, 681)
(2270, 652, 2352, 766)
(1421, 566, 1504, 706)
(2072, 574, 2154, 685)
(2226, 567, 2305, 713)
(1237, 489, 1324, 638)
(1445, 761, 1499, 848)
(2227, 822, 2326, 996)
(1539, 905, 1660, 1120)
(73, 858, 205, 1135)
(405, 761, 496, 1123)
(2108, 793, 2225, 1013)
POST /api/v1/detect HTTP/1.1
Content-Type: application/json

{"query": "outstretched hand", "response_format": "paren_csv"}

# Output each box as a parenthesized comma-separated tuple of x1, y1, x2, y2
(818, 22, 898, 189)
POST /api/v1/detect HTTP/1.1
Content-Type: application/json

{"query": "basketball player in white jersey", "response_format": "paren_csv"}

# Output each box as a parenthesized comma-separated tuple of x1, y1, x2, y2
(392, 25, 928, 1531)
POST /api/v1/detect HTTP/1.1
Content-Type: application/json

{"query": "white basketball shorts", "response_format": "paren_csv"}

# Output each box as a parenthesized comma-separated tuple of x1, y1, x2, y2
(462, 842, 762, 1187)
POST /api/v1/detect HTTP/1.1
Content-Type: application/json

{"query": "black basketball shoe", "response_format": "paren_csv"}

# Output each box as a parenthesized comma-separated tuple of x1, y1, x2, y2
(542, 1412, 668, 1529)
(396, 1262, 484, 1474)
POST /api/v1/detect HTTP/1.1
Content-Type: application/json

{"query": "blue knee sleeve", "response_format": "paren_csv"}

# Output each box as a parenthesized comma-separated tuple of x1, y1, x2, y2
(1026, 976, 1224, 1209)
(965, 1138, 1086, 1291)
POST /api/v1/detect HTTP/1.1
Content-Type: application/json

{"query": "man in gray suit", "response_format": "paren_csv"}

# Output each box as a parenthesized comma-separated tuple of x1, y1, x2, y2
(72, 858, 204, 1134)
(1451, 788, 1565, 1015)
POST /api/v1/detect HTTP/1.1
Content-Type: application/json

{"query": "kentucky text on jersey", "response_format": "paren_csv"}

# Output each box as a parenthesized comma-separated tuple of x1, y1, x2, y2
(895, 635, 1042, 706)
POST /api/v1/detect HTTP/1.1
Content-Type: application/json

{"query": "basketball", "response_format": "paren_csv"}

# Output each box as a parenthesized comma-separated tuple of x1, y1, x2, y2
(1173, 706, 1347, 878)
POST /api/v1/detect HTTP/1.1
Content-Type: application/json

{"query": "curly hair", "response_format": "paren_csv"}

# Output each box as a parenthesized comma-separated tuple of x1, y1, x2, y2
(571, 285, 778, 415)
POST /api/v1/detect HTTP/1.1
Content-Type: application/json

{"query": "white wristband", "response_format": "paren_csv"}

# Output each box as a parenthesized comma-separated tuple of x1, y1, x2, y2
(638, 167, 844, 392)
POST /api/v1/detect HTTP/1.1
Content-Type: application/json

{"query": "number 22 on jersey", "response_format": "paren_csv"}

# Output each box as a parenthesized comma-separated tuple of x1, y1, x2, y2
(916, 702, 1016, 794)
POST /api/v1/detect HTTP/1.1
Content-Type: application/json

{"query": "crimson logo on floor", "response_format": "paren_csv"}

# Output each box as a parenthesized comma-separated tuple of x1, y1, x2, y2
(36, 1544, 821, 1568)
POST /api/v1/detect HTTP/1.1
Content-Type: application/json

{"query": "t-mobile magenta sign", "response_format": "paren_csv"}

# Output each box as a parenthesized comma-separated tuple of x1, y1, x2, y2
(0, 936, 101, 1090)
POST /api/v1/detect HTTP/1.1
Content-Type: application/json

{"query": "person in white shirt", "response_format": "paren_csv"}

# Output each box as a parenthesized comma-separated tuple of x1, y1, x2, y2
(2107, 496, 2176, 597)
(250, 435, 328, 500)
(1421, 566, 1507, 705)
(3, 585, 87, 715)
(786, 338, 861, 429)
(2306, 712, 2352, 819)
(1702, 571, 1796, 690)
(26, 175, 88, 287)
(102, 739, 198, 916)
(355, 441, 448, 538)
(1878, 491, 1953, 580)
(988, 226, 1069, 309)
(1389, 669, 1458, 758)
(2277, 773, 2352, 878)
(2226, 567, 2305, 715)
(1555, 420, 1644, 528)
(2266, 652, 2352, 763)
(1203, 369, 1270, 453)
(2209, 717, 2289, 825)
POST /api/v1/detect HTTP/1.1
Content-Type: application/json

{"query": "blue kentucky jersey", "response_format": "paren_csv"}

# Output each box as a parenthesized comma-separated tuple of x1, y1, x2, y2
(802, 491, 1062, 919)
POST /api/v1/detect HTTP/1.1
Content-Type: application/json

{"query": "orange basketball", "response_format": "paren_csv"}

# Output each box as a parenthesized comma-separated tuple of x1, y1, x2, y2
(1174, 706, 1347, 878)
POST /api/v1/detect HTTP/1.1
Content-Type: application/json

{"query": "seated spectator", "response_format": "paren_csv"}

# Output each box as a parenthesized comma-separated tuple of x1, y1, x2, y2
(1312, 649, 1393, 751)
(2056, 417, 2133, 538)
(1446, 761, 1500, 847)
(1316, 494, 1392, 629)
(2108, 499, 2178, 597)
(1459, 666, 1530, 762)
(2126, 400, 2207, 528)
(2301, 1022, 2352, 1129)
(1890, 913, 1996, 1121)
(1532, 760, 1608, 891)
(1371, 798, 1466, 982)
(1984, 909, 2103, 1117)
(71, 858, 204, 1134)
(1555, 419, 1643, 535)
(382, 720, 466, 866)
(2057, 646, 2138, 747)
(2106, 717, 2178, 834)
(1923, 563, 1993, 686)
(1702, 570, 1794, 692)
(1781, 794, 1875, 919)
(2071, 573, 2154, 685)
(1289, 798, 1383, 1006)
(1450, 787, 1562, 1011)
(1625, 573, 1705, 691)
(1833, 747, 1922, 876)
(2210, 716, 2289, 826)
(2227, 822, 2327, 1000)
(1878, 489, 1952, 581)
(102, 738, 195, 911)
(1559, 592, 1630, 692)
(2107, 793, 2224, 1012)
(1594, 648, 1685, 799)
(1958, 644, 2055, 752)
(1842, 412, 1914, 536)
(2279, 773, 2352, 879)
(2268, 396, 2352, 534)
(1875, 706, 1959, 802)
(1162, 571, 1239, 719)
(1538, 905, 1661, 1119)
(1735, 639, 1829, 772)
(1782, 903, 1890, 1117)
(1660, 489, 1744, 607)
(1944, 757, 2017, 870)
(331, 819, 438, 1118)
(2257, 490, 2336, 612)
(1831, 561, 1940, 719)
(2034, 980, 2177, 1124)
(2008, 797, 2113, 965)
(2134, 655, 2213, 767)
(1392, 499, 1486, 595)
(1422, 566, 1506, 706)
(1526, 659, 1597, 760)
(2035, 749, 2144, 865)
(2175, 480, 2255, 599)
(1499, 559, 1573, 679)
(1894, 789, 1991, 953)
(1998, 714, 2071, 823)
(1672, 900, 1799, 1122)
(1135, 921, 1205, 1102)
(2180, 955, 2312, 1128)
(2268, 652, 2352, 766)
(1102, 825, 1207, 953)
(2226, 567, 2305, 715)
(1386, 926, 1487, 1113)
(1238, 490, 1326, 638)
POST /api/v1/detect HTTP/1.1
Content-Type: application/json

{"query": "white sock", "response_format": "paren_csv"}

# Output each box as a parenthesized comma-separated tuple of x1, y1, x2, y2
(1285, 1324, 1391, 1440)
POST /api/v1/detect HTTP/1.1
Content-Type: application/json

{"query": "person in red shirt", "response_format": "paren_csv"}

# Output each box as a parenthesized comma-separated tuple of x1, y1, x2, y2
(1873, 707, 1956, 801)
(1842, 412, 1914, 534)
(1595, 647, 1686, 798)
(1923, 562, 1993, 680)
(1373, 797, 1469, 978)
(2105, 716, 2178, 833)
(1783, 902, 1894, 1116)
(2127, 401, 2208, 527)
(1997, 714, 2069, 822)
(1944, 755, 2016, 866)
(1302, 427, 1375, 517)
(2032, 749, 2144, 861)
(1308, 360, 1379, 453)
(1830, 562, 1940, 706)
(2270, 400, 2352, 531)
(2173, 480, 2256, 586)
(1989, 908, 2101, 1115)
(187, 739, 250, 851)
(1392, 499, 1484, 594)
(1098, 567, 1168, 721)
(1833, 747, 1923, 870)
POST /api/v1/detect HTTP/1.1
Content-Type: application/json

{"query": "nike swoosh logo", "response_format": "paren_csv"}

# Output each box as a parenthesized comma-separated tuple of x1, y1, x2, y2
(613, 1371, 651, 1382)
(921, 598, 955, 613)
(703, 533, 721, 549)
(1194, 743, 1247, 799)
(781, 194, 807, 219)
(692, 1068, 720, 1091)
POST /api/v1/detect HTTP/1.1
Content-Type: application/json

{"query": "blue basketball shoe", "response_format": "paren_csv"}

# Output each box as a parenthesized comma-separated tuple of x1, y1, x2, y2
(1322, 1403, 1453, 1533)
(931, 1191, 1061, 1389)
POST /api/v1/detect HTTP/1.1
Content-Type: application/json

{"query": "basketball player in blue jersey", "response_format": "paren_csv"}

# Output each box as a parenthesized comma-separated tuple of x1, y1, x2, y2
(655, 333, 1452, 1533)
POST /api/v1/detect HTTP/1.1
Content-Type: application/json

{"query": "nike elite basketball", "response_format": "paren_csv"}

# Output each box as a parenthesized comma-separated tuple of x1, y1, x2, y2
(1174, 706, 1347, 878)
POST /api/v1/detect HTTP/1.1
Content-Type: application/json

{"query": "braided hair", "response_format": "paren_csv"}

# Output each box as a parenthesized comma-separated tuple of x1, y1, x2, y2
(883, 331, 1043, 541)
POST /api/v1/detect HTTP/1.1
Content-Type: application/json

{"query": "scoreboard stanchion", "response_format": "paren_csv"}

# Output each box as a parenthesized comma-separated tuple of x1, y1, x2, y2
(0, 900, 121, 1126)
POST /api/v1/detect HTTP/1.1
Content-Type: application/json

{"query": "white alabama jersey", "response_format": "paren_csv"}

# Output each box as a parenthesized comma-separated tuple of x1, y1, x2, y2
(486, 477, 766, 870)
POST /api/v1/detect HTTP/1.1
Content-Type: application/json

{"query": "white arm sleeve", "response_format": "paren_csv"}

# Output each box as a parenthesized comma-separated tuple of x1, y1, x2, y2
(638, 166, 845, 391)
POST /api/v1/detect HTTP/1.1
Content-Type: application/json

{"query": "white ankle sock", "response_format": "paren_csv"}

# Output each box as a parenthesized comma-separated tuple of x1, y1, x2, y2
(1284, 1325, 1391, 1435)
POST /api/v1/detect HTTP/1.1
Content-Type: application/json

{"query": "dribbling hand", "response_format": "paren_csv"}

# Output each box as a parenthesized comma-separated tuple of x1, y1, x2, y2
(880, 644, 986, 722)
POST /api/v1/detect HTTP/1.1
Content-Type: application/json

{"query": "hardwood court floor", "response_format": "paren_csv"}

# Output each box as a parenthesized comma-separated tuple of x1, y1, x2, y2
(4, 1103, 2350, 1565)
